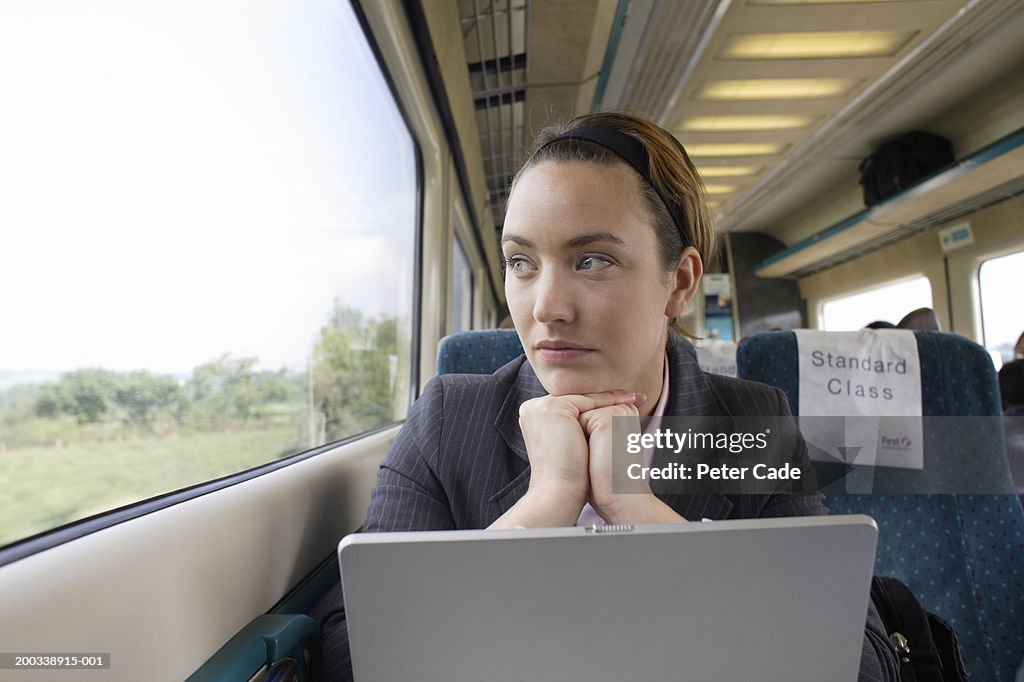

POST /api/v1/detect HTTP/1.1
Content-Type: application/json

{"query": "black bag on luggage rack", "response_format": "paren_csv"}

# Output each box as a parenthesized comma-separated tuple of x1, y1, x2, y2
(871, 576, 969, 681)
(858, 131, 955, 206)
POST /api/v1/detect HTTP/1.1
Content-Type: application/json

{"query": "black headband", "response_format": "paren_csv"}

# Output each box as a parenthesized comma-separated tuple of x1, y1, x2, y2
(537, 126, 689, 245)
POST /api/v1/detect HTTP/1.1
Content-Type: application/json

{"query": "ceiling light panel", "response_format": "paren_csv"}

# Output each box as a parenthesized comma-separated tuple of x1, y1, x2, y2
(685, 143, 784, 157)
(682, 115, 813, 131)
(719, 30, 917, 60)
(704, 184, 738, 194)
(698, 166, 761, 177)
(694, 78, 857, 100)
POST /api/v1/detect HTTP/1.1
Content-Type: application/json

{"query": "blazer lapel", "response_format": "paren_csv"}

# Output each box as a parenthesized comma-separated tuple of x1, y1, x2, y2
(488, 360, 548, 515)
(494, 359, 548, 464)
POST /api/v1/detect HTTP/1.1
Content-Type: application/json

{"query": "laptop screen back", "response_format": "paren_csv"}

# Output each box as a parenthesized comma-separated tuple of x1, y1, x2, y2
(339, 515, 877, 682)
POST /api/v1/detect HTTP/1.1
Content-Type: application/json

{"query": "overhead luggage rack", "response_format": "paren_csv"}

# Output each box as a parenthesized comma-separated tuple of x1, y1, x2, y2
(753, 126, 1024, 280)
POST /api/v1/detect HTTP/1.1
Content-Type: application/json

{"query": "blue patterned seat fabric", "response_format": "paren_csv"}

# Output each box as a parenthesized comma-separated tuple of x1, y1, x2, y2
(737, 330, 1024, 681)
(436, 330, 525, 375)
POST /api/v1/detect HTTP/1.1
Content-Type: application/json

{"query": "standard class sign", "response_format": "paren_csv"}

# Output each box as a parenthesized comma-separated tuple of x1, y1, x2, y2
(795, 330, 924, 473)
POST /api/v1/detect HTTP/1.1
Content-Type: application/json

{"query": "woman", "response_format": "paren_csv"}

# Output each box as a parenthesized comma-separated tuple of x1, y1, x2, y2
(319, 112, 898, 680)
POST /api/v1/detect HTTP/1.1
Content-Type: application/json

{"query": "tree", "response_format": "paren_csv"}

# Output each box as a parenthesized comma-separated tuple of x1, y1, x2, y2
(250, 368, 298, 406)
(186, 355, 259, 427)
(312, 302, 398, 442)
(21, 353, 305, 434)
(113, 371, 185, 426)
(35, 368, 121, 424)
(33, 368, 185, 427)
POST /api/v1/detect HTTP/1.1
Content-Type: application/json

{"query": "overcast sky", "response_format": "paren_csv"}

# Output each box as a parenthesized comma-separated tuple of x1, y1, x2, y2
(0, 0, 416, 375)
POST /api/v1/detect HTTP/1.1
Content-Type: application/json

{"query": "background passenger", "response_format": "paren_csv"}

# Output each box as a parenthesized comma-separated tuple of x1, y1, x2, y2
(317, 112, 898, 681)
(999, 360, 1024, 492)
(897, 307, 941, 331)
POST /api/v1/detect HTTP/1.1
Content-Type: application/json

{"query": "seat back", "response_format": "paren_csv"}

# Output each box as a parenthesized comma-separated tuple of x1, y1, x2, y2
(737, 330, 1024, 681)
(436, 330, 524, 375)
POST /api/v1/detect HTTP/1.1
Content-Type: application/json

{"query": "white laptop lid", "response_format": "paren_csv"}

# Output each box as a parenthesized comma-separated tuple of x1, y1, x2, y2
(339, 515, 878, 682)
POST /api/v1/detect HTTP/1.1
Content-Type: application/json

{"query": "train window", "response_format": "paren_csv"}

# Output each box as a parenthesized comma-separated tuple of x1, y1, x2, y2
(449, 235, 474, 334)
(979, 250, 1024, 368)
(0, 0, 417, 548)
(820, 276, 933, 331)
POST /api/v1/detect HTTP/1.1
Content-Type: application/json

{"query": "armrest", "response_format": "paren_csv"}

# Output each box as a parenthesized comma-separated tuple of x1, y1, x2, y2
(187, 614, 319, 682)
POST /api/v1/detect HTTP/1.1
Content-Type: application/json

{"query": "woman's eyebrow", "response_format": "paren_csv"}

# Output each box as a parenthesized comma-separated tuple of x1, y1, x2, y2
(500, 234, 531, 247)
(500, 232, 625, 248)
(564, 232, 625, 248)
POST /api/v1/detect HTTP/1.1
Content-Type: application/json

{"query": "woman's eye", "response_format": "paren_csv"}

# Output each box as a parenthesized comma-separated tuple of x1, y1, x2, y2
(505, 256, 535, 274)
(577, 255, 613, 271)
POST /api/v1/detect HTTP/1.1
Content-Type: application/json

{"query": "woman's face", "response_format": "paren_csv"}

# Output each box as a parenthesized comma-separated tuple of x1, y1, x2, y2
(502, 160, 698, 401)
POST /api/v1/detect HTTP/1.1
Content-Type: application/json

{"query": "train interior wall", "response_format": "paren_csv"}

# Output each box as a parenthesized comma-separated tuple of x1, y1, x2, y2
(799, 193, 1024, 341)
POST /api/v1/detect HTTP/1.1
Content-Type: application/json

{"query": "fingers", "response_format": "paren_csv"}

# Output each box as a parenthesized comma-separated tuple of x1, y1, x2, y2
(517, 391, 645, 435)
(578, 402, 640, 434)
(554, 390, 647, 414)
(584, 390, 647, 408)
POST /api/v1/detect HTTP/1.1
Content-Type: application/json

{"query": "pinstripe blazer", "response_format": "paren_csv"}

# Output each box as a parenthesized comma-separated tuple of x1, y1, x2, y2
(318, 338, 899, 681)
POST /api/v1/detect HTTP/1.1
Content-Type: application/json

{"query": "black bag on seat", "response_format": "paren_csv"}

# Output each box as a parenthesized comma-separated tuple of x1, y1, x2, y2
(870, 576, 969, 681)
(858, 131, 955, 206)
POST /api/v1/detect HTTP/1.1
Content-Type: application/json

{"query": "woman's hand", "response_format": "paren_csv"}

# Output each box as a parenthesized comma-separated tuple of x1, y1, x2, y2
(578, 399, 645, 521)
(519, 391, 640, 500)
(489, 391, 641, 529)
(581, 397, 687, 525)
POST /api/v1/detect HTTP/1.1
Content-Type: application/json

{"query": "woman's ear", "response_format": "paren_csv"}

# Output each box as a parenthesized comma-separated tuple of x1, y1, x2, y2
(665, 247, 703, 318)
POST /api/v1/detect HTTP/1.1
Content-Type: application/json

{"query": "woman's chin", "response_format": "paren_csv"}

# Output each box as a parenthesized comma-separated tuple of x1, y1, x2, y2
(535, 370, 608, 397)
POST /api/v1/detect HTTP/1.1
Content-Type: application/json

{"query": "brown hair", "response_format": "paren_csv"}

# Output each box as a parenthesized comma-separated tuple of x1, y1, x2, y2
(508, 111, 716, 337)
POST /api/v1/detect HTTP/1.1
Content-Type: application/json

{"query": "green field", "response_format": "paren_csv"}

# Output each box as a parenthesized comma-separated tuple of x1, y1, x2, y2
(0, 426, 298, 547)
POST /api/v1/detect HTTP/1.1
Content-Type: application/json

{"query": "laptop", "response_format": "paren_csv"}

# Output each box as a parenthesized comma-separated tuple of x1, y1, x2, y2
(338, 515, 878, 682)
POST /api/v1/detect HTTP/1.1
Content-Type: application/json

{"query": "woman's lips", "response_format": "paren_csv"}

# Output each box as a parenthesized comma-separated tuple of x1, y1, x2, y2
(536, 347, 593, 362)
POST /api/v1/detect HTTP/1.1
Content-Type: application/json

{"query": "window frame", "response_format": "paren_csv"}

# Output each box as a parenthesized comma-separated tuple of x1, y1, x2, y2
(448, 230, 476, 334)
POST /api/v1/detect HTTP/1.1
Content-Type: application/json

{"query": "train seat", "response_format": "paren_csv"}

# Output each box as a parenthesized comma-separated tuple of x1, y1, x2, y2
(737, 330, 1024, 681)
(436, 329, 525, 375)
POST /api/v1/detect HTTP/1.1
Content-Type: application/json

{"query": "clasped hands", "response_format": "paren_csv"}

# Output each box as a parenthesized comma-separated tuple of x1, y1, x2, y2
(515, 390, 683, 526)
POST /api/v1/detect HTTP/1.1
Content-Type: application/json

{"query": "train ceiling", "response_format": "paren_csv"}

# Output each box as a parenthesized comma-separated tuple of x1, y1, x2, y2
(455, 0, 1024, 239)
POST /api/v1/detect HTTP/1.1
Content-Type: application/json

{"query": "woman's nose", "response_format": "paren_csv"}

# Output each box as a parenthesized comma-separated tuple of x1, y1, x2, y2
(532, 269, 575, 324)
